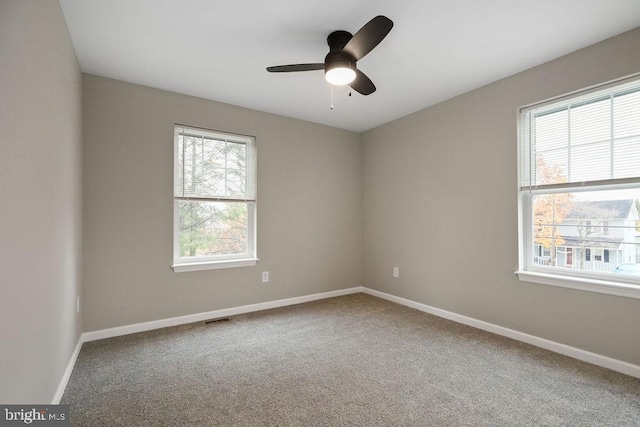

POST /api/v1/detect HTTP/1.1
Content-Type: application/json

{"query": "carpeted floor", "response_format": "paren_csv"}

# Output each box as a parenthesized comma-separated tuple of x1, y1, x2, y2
(62, 293, 640, 426)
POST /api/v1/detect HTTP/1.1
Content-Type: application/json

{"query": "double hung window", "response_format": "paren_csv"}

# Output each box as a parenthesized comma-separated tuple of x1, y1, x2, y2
(517, 75, 640, 298)
(173, 125, 257, 272)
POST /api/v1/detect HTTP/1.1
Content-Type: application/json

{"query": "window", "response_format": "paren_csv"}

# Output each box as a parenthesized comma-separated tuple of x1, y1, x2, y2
(593, 249, 603, 262)
(517, 74, 640, 298)
(173, 125, 257, 272)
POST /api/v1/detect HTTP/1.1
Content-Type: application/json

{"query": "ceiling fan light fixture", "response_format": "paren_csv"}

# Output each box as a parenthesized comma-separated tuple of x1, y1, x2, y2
(267, 15, 393, 95)
(325, 63, 356, 86)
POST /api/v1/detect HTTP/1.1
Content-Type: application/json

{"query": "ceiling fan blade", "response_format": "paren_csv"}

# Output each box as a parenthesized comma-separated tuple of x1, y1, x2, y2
(350, 69, 376, 95)
(343, 15, 393, 61)
(266, 63, 324, 72)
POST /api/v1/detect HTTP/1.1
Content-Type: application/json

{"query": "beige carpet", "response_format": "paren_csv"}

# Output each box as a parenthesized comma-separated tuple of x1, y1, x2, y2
(62, 293, 640, 426)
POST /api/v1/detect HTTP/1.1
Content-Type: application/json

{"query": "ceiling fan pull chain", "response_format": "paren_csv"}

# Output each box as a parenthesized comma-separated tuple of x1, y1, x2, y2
(331, 86, 334, 110)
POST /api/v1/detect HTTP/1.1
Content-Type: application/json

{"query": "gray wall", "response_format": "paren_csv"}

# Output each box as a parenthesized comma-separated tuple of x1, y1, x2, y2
(362, 27, 640, 365)
(1, 1, 637, 405)
(82, 75, 362, 331)
(0, 1, 82, 402)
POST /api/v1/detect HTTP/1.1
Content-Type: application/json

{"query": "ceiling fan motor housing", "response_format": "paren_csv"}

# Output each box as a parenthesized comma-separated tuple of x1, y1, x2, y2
(327, 30, 353, 52)
(325, 51, 356, 73)
(325, 30, 356, 75)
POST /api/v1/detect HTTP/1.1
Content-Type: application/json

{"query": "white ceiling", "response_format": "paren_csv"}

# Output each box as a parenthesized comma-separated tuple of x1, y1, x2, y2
(59, 0, 640, 133)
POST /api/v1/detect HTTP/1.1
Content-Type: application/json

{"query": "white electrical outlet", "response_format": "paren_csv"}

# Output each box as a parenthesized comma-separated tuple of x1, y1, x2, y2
(393, 267, 400, 278)
(76, 296, 80, 314)
(262, 271, 269, 283)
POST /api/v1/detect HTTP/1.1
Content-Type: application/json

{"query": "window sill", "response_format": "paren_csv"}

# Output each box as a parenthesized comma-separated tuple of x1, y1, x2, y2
(172, 258, 258, 273)
(515, 270, 640, 300)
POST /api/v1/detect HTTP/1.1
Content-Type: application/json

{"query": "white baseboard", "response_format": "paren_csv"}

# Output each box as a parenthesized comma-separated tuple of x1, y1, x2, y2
(362, 287, 640, 379)
(52, 336, 83, 404)
(54, 284, 638, 403)
(82, 287, 364, 342)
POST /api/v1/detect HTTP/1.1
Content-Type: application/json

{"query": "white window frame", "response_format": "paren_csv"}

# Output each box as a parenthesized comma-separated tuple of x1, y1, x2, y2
(172, 125, 257, 273)
(516, 73, 640, 299)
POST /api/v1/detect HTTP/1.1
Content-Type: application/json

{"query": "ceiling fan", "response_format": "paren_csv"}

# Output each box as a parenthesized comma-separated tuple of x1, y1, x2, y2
(266, 15, 393, 95)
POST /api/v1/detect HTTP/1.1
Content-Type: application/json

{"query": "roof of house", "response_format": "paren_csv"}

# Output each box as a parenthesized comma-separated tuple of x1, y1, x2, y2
(565, 199, 636, 220)
(562, 236, 624, 250)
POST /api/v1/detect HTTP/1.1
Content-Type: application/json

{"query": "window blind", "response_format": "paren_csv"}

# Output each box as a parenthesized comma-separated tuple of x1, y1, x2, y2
(520, 76, 640, 189)
(174, 126, 256, 202)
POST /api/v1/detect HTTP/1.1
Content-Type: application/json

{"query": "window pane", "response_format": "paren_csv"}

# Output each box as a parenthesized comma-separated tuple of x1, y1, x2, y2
(176, 133, 249, 199)
(226, 169, 246, 198)
(534, 151, 568, 186)
(528, 85, 640, 186)
(570, 142, 610, 182)
(570, 98, 610, 146)
(178, 201, 248, 257)
(614, 90, 640, 139)
(226, 142, 247, 170)
(532, 192, 574, 266)
(521, 78, 640, 289)
(534, 109, 568, 152)
(203, 136, 226, 167)
(531, 188, 640, 274)
(613, 136, 640, 179)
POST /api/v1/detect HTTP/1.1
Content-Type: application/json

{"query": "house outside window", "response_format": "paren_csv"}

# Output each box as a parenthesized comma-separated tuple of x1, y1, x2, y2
(552, 200, 636, 272)
(517, 74, 640, 299)
(172, 125, 257, 272)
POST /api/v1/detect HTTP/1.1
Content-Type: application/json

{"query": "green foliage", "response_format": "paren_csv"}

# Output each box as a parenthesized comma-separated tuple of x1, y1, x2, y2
(179, 201, 248, 257)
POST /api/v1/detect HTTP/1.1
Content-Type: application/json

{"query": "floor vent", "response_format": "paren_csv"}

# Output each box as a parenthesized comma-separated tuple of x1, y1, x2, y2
(204, 317, 231, 325)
